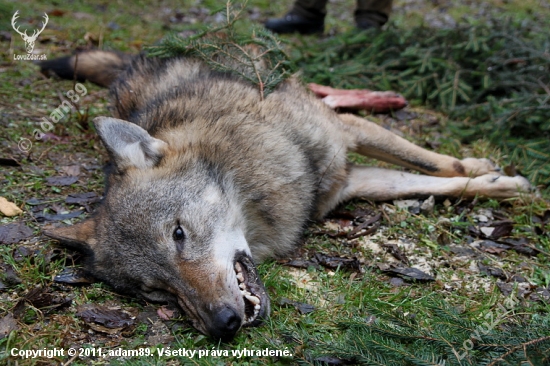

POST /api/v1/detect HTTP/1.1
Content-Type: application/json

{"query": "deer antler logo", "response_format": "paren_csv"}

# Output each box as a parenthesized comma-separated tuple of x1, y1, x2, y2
(11, 11, 49, 54)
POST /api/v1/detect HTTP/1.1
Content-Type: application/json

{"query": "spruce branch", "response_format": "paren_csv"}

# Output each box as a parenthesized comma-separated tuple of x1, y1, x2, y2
(146, 1, 293, 100)
(485, 335, 550, 366)
(309, 298, 550, 366)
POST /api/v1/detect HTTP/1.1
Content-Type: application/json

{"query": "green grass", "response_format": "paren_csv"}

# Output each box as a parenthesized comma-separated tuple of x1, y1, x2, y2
(1, 0, 549, 365)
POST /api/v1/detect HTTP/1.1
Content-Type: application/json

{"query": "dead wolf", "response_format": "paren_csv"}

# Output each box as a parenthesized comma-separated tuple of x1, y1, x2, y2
(41, 50, 531, 341)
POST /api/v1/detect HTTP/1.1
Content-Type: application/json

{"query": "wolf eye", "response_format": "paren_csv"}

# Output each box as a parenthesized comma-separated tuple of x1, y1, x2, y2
(173, 226, 185, 242)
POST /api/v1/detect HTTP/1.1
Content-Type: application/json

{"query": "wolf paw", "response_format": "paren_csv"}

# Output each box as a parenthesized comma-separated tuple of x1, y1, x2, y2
(470, 174, 534, 198)
(460, 158, 500, 177)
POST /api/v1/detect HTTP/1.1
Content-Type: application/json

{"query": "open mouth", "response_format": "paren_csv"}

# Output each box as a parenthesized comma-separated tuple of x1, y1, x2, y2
(234, 254, 268, 326)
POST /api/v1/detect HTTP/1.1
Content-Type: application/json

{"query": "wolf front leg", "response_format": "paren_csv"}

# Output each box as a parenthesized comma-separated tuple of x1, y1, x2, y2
(338, 166, 532, 202)
(338, 113, 499, 178)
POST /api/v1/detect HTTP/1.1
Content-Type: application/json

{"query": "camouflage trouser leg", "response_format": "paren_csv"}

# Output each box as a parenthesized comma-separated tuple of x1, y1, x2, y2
(291, 0, 393, 25)
(355, 0, 393, 25)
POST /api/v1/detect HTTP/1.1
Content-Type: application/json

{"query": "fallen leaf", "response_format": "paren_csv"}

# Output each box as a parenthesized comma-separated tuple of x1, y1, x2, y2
(83, 163, 102, 171)
(496, 281, 532, 298)
(54, 267, 96, 285)
(328, 207, 374, 220)
(48, 9, 66, 16)
(58, 165, 81, 176)
(500, 238, 539, 256)
(77, 304, 135, 329)
(279, 298, 316, 314)
(319, 209, 380, 239)
(420, 195, 435, 214)
(529, 287, 550, 303)
(146, 319, 175, 345)
(480, 227, 495, 237)
(393, 199, 421, 214)
(88, 323, 125, 334)
(136, 306, 159, 323)
(478, 263, 507, 280)
(473, 220, 514, 240)
(0, 197, 22, 216)
(382, 243, 410, 265)
(479, 240, 509, 254)
(346, 213, 381, 239)
(481, 247, 507, 255)
(13, 287, 72, 318)
(313, 253, 362, 273)
(489, 220, 514, 239)
(0, 222, 33, 244)
(335, 219, 353, 228)
(26, 198, 56, 206)
(157, 305, 175, 320)
(378, 264, 435, 282)
(281, 259, 321, 270)
(0, 313, 18, 339)
(437, 231, 451, 245)
(46, 176, 78, 186)
(389, 277, 406, 287)
(49, 203, 67, 214)
(35, 209, 84, 222)
(65, 192, 100, 206)
(497, 281, 514, 297)
(13, 246, 34, 262)
(449, 245, 476, 257)
(2, 265, 22, 286)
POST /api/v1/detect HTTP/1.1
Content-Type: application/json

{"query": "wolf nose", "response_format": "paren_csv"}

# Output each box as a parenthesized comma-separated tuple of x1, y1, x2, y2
(211, 306, 242, 341)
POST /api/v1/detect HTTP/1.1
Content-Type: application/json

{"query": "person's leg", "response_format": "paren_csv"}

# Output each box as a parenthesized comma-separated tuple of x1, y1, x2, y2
(264, 0, 328, 34)
(290, 0, 328, 19)
(355, 0, 393, 29)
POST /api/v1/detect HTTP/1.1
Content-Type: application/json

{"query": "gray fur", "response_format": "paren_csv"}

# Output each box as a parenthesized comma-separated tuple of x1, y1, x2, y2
(44, 51, 532, 342)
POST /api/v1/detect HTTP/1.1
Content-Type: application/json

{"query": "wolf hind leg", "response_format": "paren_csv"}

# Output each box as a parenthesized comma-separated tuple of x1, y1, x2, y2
(338, 113, 499, 178)
(338, 165, 532, 202)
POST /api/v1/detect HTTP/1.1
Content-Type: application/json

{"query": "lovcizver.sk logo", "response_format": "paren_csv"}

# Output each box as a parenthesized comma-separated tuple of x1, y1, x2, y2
(12, 10, 48, 61)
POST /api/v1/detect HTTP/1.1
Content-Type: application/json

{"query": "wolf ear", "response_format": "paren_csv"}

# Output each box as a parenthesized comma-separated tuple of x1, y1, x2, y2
(94, 117, 168, 171)
(44, 218, 98, 254)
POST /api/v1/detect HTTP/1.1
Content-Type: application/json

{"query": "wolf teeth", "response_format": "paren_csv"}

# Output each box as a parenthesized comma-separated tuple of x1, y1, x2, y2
(235, 261, 261, 324)
(245, 303, 261, 324)
(241, 289, 251, 297)
(245, 294, 260, 305)
(235, 262, 243, 273)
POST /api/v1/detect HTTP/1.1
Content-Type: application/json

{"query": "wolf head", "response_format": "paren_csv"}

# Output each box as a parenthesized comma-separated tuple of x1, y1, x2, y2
(45, 117, 270, 341)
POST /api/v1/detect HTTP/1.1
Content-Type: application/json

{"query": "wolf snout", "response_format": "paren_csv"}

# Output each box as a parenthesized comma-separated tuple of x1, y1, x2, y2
(209, 306, 242, 341)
